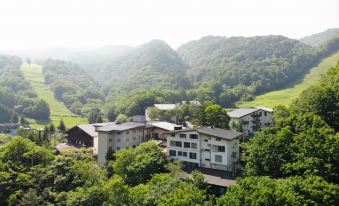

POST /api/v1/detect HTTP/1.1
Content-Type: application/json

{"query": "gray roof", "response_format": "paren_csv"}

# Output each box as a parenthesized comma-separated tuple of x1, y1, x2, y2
(147, 121, 182, 131)
(77, 124, 98, 137)
(154, 104, 176, 110)
(167, 127, 242, 140)
(96, 122, 145, 132)
(227, 108, 260, 118)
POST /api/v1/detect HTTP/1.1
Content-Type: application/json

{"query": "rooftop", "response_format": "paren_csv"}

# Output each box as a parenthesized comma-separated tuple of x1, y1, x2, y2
(227, 107, 260, 118)
(66, 122, 114, 137)
(154, 104, 176, 110)
(96, 121, 145, 132)
(167, 126, 242, 140)
(147, 121, 182, 131)
(183, 167, 236, 187)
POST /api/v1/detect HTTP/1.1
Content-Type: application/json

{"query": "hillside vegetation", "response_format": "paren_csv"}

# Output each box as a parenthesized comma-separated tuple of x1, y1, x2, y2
(42, 59, 105, 115)
(300, 28, 339, 47)
(21, 64, 87, 128)
(237, 51, 339, 108)
(0, 56, 50, 123)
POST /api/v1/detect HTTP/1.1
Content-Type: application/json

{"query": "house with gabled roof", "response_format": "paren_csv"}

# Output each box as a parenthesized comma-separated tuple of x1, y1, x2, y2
(227, 106, 273, 137)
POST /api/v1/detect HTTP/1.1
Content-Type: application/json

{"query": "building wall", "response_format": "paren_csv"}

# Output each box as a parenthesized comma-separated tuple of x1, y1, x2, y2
(66, 128, 93, 147)
(167, 131, 240, 172)
(97, 127, 144, 166)
(93, 136, 98, 155)
(237, 110, 273, 136)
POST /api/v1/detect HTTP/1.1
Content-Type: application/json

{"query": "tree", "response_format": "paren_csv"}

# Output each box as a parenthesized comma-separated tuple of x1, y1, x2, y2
(204, 104, 230, 129)
(113, 141, 166, 185)
(49, 124, 56, 134)
(58, 119, 66, 132)
(103, 175, 130, 205)
(115, 114, 129, 123)
(18, 189, 46, 206)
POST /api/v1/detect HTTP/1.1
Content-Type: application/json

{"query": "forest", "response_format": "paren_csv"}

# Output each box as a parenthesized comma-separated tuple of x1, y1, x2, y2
(0, 56, 50, 123)
(0, 61, 338, 205)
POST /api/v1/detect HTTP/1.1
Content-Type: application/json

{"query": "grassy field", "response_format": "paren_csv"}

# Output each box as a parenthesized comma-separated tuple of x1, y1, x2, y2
(21, 64, 87, 129)
(237, 52, 339, 108)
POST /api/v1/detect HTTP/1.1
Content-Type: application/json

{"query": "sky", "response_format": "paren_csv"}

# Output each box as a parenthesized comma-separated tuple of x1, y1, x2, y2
(0, 0, 338, 50)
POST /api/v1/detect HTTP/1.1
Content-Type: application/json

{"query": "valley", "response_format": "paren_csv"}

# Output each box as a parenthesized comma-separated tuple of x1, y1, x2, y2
(21, 64, 87, 128)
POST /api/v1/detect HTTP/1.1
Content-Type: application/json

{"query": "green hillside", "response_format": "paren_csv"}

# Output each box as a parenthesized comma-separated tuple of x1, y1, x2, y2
(21, 64, 87, 128)
(237, 51, 339, 108)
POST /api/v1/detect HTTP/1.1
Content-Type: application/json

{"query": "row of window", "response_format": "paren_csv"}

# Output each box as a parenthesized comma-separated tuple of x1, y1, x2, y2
(171, 133, 199, 139)
(169, 150, 197, 159)
(109, 136, 142, 143)
(203, 155, 222, 163)
(170, 140, 198, 149)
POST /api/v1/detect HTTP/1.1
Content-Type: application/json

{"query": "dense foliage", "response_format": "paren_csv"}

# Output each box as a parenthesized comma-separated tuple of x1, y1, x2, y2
(0, 55, 50, 122)
(42, 59, 105, 115)
(300, 28, 339, 47)
(292, 62, 339, 131)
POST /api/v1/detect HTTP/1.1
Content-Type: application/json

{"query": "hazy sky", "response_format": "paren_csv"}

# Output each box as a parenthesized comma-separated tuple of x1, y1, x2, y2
(0, 0, 338, 50)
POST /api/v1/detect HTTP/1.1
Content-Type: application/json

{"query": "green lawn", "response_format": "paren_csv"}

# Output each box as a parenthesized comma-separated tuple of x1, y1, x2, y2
(237, 52, 339, 108)
(21, 64, 87, 129)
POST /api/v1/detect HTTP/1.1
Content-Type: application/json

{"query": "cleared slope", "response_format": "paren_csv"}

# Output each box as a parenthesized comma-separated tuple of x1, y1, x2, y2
(237, 51, 339, 108)
(21, 64, 87, 128)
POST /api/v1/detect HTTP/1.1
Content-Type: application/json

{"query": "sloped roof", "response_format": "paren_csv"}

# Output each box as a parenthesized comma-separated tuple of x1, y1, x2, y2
(227, 108, 260, 118)
(154, 104, 176, 110)
(96, 122, 145, 132)
(255, 106, 273, 112)
(148, 121, 182, 131)
(167, 126, 242, 140)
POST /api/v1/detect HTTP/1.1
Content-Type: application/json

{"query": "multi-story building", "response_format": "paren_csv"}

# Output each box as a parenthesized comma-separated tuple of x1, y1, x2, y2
(166, 127, 242, 172)
(227, 106, 273, 137)
(95, 122, 146, 166)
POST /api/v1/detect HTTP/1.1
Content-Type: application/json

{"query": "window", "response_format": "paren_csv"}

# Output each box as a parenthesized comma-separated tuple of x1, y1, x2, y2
(264, 112, 267, 116)
(117, 138, 121, 143)
(108, 146, 112, 151)
(215, 137, 221, 141)
(191, 142, 197, 149)
(133, 145, 136, 148)
(133, 137, 136, 141)
(179, 134, 187, 138)
(215, 155, 222, 163)
(108, 138, 112, 142)
(171, 133, 175, 137)
(184, 142, 190, 148)
(212, 145, 225, 152)
(178, 151, 183, 156)
(190, 134, 198, 139)
(204, 149, 210, 152)
(205, 158, 210, 161)
(170, 141, 182, 147)
(117, 147, 120, 150)
(183, 152, 187, 157)
(175, 141, 182, 147)
(118, 132, 122, 135)
(169, 150, 176, 156)
(189, 152, 197, 159)
(204, 139, 208, 142)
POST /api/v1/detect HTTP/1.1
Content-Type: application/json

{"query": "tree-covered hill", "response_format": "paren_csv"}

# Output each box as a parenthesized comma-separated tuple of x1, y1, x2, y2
(97, 40, 189, 94)
(300, 28, 339, 47)
(42, 59, 105, 115)
(0, 55, 50, 123)
(177, 35, 318, 94)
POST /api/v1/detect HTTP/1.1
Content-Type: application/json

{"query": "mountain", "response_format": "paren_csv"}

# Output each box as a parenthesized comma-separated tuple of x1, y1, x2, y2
(0, 55, 50, 122)
(300, 28, 339, 47)
(96, 40, 189, 94)
(42, 59, 105, 115)
(177, 35, 318, 94)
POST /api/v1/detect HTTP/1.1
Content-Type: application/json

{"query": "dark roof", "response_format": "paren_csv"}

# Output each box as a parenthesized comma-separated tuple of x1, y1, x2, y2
(167, 126, 242, 140)
(66, 122, 114, 137)
(183, 167, 236, 187)
(96, 122, 145, 132)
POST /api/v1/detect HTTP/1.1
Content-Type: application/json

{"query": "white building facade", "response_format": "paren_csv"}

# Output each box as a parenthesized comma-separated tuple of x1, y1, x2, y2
(166, 127, 242, 172)
(95, 122, 145, 166)
(228, 107, 273, 137)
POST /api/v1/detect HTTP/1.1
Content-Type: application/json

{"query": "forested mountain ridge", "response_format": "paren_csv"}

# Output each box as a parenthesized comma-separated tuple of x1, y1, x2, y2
(177, 35, 318, 93)
(0, 55, 50, 123)
(42, 59, 105, 115)
(97, 40, 190, 94)
(300, 28, 339, 47)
